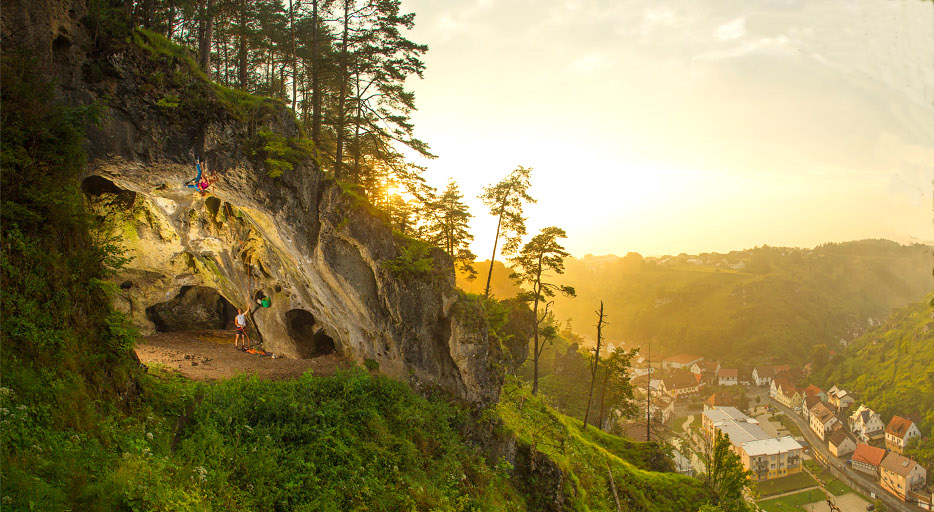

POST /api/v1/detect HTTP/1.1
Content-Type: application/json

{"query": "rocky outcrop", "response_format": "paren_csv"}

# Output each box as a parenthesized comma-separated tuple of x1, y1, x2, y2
(4, 1, 506, 406)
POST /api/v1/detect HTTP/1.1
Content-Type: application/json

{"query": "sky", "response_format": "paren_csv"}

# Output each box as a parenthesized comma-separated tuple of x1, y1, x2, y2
(398, 0, 934, 258)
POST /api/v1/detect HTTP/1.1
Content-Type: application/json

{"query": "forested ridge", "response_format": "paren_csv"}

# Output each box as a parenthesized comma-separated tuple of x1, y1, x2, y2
(459, 240, 932, 363)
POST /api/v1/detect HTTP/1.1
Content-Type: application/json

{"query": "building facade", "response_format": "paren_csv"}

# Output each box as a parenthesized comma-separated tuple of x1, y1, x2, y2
(880, 452, 927, 501)
(885, 416, 922, 454)
(809, 402, 839, 441)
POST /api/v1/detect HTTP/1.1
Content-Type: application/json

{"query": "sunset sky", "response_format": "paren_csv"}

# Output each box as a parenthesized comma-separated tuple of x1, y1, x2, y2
(398, 0, 934, 258)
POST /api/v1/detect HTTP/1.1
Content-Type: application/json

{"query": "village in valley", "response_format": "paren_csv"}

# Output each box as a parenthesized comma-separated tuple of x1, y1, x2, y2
(625, 353, 932, 511)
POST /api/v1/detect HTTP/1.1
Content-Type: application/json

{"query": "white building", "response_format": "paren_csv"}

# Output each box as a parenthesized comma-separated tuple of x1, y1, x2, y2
(849, 405, 885, 444)
(885, 416, 922, 454)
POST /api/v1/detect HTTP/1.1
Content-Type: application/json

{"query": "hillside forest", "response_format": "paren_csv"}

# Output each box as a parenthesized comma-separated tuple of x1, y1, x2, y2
(459, 241, 932, 364)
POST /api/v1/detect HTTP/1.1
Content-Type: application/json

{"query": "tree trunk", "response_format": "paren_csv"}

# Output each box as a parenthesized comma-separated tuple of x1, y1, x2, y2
(124, 0, 134, 23)
(531, 291, 541, 395)
(311, 0, 322, 149)
(166, 5, 175, 38)
(198, 0, 214, 74)
(351, 74, 363, 182)
(237, 9, 248, 89)
(290, 0, 300, 111)
(483, 192, 512, 298)
(141, 0, 154, 28)
(532, 253, 545, 395)
(333, 0, 351, 180)
(584, 301, 604, 429)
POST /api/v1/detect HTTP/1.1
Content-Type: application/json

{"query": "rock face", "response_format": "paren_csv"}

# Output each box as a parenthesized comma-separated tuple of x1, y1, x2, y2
(3, 0, 505, 406)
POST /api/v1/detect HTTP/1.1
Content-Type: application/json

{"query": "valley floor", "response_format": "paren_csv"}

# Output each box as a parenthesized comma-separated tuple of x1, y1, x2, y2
(136, 330, 352, 380)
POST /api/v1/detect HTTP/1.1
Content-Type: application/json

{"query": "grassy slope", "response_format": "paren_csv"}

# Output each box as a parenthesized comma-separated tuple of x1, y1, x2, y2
(461, 243, 932, 363)
(815, 293, 934, 434)
(496, 378, 713, 512)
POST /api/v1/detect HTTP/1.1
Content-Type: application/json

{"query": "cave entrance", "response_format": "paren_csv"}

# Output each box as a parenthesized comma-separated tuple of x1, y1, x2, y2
(285, 309, 336, 358)
(146, 286, 238, 332)
(81, 175, 137, 207)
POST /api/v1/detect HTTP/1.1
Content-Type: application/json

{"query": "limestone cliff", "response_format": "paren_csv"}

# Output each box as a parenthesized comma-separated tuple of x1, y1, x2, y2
(3, 1, 505, 406)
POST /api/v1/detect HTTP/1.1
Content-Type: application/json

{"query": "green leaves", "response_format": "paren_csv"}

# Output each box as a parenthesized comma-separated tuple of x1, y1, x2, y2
(249, 129, 315, 178)
(381, 237, 435, 279)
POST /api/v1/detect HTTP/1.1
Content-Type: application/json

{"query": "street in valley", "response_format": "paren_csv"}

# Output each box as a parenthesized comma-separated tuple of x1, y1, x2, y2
(768, 397, 924, 512)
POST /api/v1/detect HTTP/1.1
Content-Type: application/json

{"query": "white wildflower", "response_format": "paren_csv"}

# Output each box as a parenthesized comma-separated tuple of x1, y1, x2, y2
(146, 432, 154, 440)
(0, 387, 13, 397)
(16, 405, 27, 411)
(2, 496, 12, 505)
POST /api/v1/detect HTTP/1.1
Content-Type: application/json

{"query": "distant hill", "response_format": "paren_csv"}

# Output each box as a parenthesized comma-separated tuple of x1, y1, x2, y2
(815, 293, 934, 435)
(460, 240, 932, 363)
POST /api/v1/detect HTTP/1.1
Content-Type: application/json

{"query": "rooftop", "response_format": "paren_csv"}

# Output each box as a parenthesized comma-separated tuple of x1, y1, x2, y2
(881, 452, 920, 477)
(754, 365, 775, 378)
(703, 407, 771, 446)
(741, 436, 802, 457)
(811, 402, 836, 423)
(828, 428, 851, 447)
(663, 371, 698, 390)
(804, 384, 824, 397)
(664, 353, 703, 365)
(885, 415, 915, 439)
(852, 443, 886, 467)
(718, 368, 738, 378)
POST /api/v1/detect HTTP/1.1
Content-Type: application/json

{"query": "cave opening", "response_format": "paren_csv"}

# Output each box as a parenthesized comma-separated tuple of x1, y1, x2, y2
(81, 175, 136, 207)
(285, 309, 335, 358)
(146, 286, 238, 332)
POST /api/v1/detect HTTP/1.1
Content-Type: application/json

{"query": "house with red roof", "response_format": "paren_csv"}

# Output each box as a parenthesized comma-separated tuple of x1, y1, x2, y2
(718, 368, 738, 386)
(803, 385, 827, 403)
(885, 415, 922, 454)
(663, 371, 700, 398)
(851, 443, 887, 476)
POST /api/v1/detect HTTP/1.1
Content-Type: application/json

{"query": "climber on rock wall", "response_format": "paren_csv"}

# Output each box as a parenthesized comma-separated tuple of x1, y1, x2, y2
(186, 157, 219, 196)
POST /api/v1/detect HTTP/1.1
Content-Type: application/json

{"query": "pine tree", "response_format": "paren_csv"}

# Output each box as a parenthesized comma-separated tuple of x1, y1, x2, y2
(509, 226, 575, 395)
(479, 166, 535, 298)
(425, 179, 476, 279)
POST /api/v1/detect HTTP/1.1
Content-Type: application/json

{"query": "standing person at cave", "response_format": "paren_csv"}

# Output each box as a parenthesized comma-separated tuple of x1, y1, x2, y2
(234, 307, 249, 350)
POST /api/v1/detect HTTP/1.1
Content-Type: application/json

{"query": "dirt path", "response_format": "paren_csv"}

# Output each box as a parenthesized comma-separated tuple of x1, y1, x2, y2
(135, 330, 353, 381)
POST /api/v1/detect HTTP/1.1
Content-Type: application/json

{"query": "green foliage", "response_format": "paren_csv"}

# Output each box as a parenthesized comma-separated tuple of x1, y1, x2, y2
(382, 237, 435, 279)
(0, 48, 138, 413)
(425, 179, 477, 280)
(132, 28, 204, 77)
(3, 369, 527, 511)
(247, 129, 315, 178)
(156, 94, 180, 108)
(705, 430, 754, 511)
(479, 166, 536, 296)
(816, 293, 934, 447)
(497, 378, 713, 511)
(364, 358, 380, 371)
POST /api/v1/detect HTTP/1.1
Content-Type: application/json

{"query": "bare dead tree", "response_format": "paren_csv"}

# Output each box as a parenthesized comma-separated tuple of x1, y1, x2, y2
(583, 301, 606, 429)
